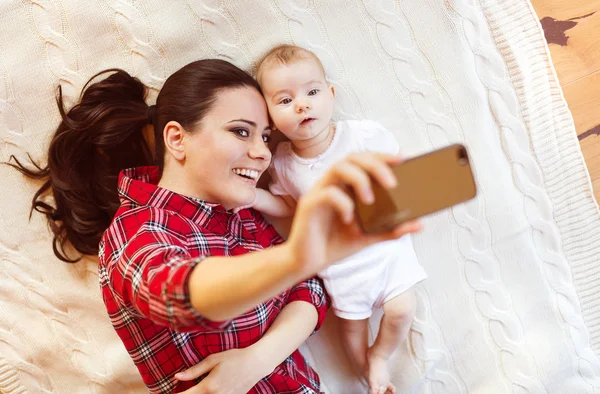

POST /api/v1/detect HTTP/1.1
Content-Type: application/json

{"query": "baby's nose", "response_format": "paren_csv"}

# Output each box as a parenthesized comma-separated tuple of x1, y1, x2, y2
(296, 100, 311, 112)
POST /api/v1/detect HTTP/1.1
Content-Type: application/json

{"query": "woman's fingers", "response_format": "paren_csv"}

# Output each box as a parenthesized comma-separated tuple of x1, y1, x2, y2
(347, 152, 400, 191)
(317, 152, 402, 203)
(175, 355, 218, 381)
(309, 186, 422, 238)
(327, 161, 374, 204)
(316, 186, 356, 224)
(370, 220, 423, 244)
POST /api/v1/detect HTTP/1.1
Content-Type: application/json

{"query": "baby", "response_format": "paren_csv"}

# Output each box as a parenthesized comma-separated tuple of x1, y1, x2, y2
(249, 45, 427, 394)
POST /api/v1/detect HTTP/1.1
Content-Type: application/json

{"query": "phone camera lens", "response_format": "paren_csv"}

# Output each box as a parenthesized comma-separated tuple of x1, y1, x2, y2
(457, 147, 468, 166)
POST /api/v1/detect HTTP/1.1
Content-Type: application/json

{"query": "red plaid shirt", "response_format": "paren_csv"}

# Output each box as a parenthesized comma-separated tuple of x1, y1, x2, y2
(98, 166, 328, 393)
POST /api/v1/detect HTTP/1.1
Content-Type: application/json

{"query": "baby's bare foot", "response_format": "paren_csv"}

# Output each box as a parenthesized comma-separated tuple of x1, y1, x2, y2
(366, 348, 395, 394)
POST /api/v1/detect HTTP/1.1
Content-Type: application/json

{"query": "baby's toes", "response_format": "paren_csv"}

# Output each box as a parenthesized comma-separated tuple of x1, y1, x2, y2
(370, 385, 386, 394)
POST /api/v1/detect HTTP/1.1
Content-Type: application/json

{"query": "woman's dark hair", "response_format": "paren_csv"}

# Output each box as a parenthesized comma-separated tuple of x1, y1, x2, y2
(8, 59, 261, 262)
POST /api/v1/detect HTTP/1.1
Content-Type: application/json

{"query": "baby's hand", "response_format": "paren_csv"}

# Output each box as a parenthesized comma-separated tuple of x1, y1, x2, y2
(233, 193, 257, 214)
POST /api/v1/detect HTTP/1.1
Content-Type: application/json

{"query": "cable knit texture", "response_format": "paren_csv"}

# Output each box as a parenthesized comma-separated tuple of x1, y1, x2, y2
(0, 0, 599, 393)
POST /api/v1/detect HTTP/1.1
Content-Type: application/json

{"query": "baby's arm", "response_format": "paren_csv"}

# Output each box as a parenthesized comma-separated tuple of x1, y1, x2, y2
(252, 189, 296, 217)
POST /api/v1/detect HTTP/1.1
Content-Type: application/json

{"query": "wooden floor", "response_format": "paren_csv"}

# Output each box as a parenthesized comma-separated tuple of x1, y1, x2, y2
(530, 0, 600, 202)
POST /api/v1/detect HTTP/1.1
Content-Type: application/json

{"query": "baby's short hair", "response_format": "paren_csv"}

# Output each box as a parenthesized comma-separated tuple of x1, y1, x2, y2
(256, 44, 326, 85)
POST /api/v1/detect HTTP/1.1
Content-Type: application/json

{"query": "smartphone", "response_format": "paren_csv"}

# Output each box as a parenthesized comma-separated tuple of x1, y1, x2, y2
(355, 144, 477, 233)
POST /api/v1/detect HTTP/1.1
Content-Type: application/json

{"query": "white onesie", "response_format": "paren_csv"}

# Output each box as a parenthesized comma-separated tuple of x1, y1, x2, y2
(269, 120, 427, 319)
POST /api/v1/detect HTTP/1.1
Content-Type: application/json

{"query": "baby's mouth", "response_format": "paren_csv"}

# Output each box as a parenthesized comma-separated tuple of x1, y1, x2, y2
(301, 118, 315, 125)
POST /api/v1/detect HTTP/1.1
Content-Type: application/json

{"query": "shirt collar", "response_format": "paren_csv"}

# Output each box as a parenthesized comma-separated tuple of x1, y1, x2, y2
(117, 166, 237, 232)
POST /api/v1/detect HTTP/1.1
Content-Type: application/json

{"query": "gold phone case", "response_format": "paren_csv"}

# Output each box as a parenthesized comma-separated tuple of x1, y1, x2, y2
(356, 144, 477, 233)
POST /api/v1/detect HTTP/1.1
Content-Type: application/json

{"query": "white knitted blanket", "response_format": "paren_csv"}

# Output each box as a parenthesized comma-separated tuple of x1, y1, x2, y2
(1, 1, 599, 393)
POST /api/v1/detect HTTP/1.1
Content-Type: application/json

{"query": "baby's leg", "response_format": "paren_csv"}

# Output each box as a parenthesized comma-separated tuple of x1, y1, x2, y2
(339, 317, 370, 380)
(367, 288, 417, 394)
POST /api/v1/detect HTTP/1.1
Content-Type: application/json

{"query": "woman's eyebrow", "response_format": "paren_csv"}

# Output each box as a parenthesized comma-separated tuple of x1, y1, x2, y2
(227, 119, 256, 127)
(227, 119, 271, 131)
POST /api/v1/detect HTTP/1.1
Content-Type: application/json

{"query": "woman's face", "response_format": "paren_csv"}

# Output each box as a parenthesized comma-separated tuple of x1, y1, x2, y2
(183, 87, 272, 210)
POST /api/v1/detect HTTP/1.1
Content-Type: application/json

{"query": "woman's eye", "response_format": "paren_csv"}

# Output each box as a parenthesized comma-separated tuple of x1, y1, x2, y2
(263, 134, 271, 143)
(233, 128, 249, 137)
(308, 89, 319, 96)
(280, 98, 292, 105)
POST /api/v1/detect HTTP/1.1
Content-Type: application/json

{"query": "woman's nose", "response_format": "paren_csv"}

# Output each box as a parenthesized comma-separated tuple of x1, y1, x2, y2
(249, 137, 272, 161)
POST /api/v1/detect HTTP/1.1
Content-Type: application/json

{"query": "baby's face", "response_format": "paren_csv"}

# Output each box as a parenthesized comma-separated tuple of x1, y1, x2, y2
(260, 59, 334, 141)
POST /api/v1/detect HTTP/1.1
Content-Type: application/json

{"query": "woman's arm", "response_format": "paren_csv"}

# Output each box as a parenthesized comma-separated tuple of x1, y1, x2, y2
(175, 301, 320, 393)
(191, 152, 422, 322)
(189, 243, 302, 322)
(110, 232, 301, 331)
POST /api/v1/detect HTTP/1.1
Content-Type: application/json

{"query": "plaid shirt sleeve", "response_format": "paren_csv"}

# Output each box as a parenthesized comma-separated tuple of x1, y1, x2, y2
(252, 208, 286, 246)
(287, 277, 329, 333)
(110, 228, 232, 332)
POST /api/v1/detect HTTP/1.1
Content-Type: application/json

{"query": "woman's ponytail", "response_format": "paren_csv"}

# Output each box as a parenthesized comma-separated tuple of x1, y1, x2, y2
(9, 69, 153, 262)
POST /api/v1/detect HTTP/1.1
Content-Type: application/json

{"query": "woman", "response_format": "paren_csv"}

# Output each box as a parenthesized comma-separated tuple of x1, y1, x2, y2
(11, 59, 421, 393)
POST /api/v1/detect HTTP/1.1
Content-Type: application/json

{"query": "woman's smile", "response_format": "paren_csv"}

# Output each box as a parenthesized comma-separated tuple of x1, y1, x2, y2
(232, 167, 261, 185)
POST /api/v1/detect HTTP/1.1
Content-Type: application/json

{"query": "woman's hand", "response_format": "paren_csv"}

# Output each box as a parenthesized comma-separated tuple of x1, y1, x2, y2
(286, 152, 422, 277)
(176, 346, 269, 394)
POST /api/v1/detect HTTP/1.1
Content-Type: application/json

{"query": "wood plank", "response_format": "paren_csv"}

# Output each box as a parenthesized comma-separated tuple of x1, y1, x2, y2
(531, 0, 598, 22)
(531, 0, 600, 202)
(562, 70, 600, 202)
(562, 70, 600, 135)
(579, 136, 600, 166)
(584, 150, 600, 183)
(531, 0, 600, 86)
(582, 143, 600, 203)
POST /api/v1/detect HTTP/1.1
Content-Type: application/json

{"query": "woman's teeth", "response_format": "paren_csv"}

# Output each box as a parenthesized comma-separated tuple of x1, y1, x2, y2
(233, 168, 259, 180)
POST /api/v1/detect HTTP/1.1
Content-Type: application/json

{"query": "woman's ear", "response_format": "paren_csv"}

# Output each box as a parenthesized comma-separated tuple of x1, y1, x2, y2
(163, 121, 186, 161)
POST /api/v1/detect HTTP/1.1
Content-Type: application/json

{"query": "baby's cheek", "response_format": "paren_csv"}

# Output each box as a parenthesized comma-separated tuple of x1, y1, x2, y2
(273, 111, 291, 129)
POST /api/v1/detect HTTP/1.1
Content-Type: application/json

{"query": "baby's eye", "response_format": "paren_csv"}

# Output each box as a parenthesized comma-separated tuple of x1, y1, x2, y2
(308, 89, 319, 96)
(279, 98, 292, 105)
(233, 128, 249, 137)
